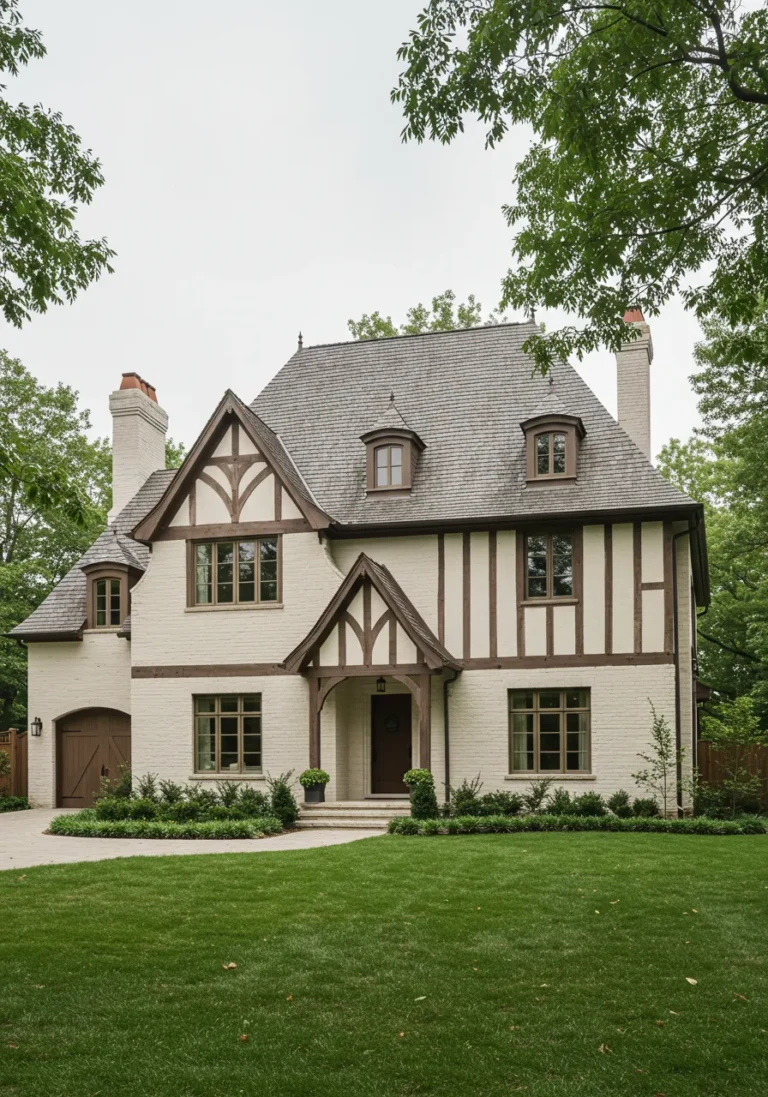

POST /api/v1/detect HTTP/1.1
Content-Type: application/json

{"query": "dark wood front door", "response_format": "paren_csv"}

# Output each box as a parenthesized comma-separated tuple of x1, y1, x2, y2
(371, 694, 412, 795)
(57, 708, 131, 808)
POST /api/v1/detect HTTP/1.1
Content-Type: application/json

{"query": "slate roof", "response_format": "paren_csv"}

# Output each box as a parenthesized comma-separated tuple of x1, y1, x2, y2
(252, 321, 695, 528)
(9, 469, 176, 639)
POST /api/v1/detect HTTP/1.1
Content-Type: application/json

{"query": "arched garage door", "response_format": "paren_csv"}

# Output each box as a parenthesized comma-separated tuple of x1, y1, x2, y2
(57, 708, 131, 808)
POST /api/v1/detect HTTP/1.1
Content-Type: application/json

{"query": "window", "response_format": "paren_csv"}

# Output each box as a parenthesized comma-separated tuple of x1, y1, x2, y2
(194, 538, 279, 605)
(535, 431, 567, 476)
(526, 533, 573, 598)
(374, 444, 403, 488)
(195, 694, 262, 773)
(509, 689, 590, 773)
(95, 578, 121, 627)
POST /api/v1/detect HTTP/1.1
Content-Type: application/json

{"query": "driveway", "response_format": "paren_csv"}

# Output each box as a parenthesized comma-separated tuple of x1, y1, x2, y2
(0, 809, 381, 871)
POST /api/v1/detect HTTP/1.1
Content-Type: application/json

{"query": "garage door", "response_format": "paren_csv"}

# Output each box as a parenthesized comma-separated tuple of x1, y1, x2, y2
(57, 708, 131, 808)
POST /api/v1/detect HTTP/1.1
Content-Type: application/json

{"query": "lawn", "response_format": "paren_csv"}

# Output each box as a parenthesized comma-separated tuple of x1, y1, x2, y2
(1, 835, 767, 1097)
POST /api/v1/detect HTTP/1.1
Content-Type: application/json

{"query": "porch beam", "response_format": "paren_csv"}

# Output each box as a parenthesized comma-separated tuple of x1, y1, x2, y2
(308, 677, 321, 768)
(419, 673, 431, 771)
(306, 663, 435, 678)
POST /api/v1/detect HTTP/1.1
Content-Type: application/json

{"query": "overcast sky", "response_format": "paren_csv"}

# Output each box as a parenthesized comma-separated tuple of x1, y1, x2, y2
(4, 0, 702, 458)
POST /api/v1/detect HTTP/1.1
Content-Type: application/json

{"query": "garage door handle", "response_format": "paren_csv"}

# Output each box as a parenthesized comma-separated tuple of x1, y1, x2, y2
(101, 765, 109, 778)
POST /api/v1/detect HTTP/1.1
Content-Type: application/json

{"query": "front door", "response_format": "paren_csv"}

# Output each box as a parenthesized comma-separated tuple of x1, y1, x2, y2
(57, 708, 131, 807)
(371, 694, 412, 795)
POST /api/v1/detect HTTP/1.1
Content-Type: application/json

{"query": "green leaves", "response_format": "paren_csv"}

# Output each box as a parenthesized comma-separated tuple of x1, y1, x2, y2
(348, 289, 506, 340)
(393, 2, 768, 369)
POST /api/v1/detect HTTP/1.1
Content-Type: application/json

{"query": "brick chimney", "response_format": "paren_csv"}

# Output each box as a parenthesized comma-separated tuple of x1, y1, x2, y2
(108, 373, 168, 522)
(615, 308, 653, 460)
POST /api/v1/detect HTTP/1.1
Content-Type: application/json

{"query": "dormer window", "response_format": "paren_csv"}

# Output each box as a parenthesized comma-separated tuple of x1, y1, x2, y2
(95, 578, 122, 627)
(375, 444, 403, 488)
(360, 396, 425, 496)
(521, 411, 585, 484)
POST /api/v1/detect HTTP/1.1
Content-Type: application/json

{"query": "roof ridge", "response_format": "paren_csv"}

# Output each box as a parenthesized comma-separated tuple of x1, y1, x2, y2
(292, 319, 537, 355)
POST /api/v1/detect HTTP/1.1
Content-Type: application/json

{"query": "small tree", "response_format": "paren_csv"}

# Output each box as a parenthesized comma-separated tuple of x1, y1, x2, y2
(632, 703, 681, 817)
(403, 768, 439, 819)
(267, 771, 299, 827)
(700, 696, 768, 819)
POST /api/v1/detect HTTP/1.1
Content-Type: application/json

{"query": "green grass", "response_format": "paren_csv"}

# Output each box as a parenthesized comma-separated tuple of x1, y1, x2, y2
(1, 834, 767, 1096)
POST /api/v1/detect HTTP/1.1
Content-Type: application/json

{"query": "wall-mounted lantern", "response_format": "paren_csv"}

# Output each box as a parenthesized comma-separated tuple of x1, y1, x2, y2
(376, 676, 386, 694)
(30, 717, 43, 737)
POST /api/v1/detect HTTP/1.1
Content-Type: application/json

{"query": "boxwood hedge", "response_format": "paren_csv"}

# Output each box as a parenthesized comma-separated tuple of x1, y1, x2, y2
(387, 813, 768, 836)
(47, 812, 283, 840)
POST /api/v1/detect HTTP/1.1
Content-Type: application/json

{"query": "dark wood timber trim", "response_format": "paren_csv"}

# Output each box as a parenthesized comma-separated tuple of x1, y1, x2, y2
(307, 663, 434, 679)
(437, 533, 445, 644)
(419, 672, 431, 769)
(370, 609, 390, 652)
(344, 611, 364, 655)
(363, 583, 372, 662)
(318, 675, 346, 712)
(337, 616, 347, 666)
(489, 530, 497, 659)
(197, 471, 233, 519)
(236, 465, 272, 517)
(642, 580, 665, 591)
(663, 521, 674, 654)
(604, 524, 613, 655)
(133, 663, 288, 678)
(546, 604, 554, 657)
(462, 532, 471, 659)
(309, 677, 321, 768)
(516, 530, 526, 657)
(158, 519, 312, 541)
(189, 480, 196, 526)
(274, 473, 282, 520)
(462, 653, 673, 670)
(186, 540, 195, 607)
(389, 613, 397, 663)
(573, 527, 584, 656)
(634, 521, 643, 654)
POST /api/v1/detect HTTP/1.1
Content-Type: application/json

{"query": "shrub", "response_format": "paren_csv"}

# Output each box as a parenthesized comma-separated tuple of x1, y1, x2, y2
(546, 788, 573, 815)
(299, 768, 330, 788)
(403, 768, 440, 819)
(158, 779, 186, 804)
(185, 784, 220, 811)
(215, 781, 242, 808)
(0, 796, 29, 813)
(607, 789, 633, 818)
(93, 796, 136, 821)
(135, 773, 159, 802)
(47, 814, 283, 840)
(238, 786, 271, 816)
(522, 777, 553, 814)
(632, 797, 660, 817)
(571, 792, 607, 817)
(479, 791, 524, 816)
(449, 776, 483, 816)
(268, 771, 299, 827)
(387, 813, 768, 836)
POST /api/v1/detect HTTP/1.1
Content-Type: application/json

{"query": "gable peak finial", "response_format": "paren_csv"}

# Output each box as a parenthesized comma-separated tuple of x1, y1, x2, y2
(297, 331, 303, 351)
(389, 389, 395, 404)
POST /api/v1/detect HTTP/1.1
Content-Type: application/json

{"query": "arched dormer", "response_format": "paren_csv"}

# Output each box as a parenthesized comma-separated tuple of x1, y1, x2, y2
(80, 531, 144, 631)
(360, 396, 425, 494)
(520, 392, 585, 484)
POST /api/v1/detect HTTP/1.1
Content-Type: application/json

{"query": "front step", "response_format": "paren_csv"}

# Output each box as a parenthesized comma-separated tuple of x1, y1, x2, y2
(298, 799, 411, 829)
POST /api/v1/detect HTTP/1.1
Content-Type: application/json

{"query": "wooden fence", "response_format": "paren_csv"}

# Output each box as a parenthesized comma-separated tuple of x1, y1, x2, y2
(698, 740, 768, 810)
(0, 729, 27, 798)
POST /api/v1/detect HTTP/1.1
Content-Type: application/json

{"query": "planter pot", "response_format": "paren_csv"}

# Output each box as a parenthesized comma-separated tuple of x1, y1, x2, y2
(303, 784, 326, 804)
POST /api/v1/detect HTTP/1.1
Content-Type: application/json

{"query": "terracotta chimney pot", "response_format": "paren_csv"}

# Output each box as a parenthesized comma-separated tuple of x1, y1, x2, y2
(623, 307, 645, 324)
(119, 372, 143, 391)
(145, 384, 158, 403)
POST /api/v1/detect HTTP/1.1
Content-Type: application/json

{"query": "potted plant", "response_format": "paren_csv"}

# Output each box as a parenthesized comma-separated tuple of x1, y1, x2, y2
(299, 768, 330, 804)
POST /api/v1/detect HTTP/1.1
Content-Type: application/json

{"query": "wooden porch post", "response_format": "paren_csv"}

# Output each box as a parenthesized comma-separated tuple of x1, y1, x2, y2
(308, 677, 321, 769)
(419, 673, 431, 771)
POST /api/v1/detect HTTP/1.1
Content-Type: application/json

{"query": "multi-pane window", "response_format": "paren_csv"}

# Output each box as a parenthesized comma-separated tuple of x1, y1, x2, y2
(509, 689, 590, 773)
(95, 578, 121, 626)
(535, 431, 567, 476)
(195, 694, 262, 773)
(374, 444, 403, 487)
(194, 538, 278, 605)
(526, 533, 573, 598)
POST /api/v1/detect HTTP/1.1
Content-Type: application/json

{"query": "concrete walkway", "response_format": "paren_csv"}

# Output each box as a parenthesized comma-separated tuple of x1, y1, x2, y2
(0, 808, 381, 871)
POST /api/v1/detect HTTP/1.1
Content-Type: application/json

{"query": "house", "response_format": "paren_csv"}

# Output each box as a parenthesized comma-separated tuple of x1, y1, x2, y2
(10, 313, 707, 818)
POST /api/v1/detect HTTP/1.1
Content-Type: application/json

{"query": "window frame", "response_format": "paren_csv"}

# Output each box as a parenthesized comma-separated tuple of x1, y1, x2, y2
(523, 417, 582, 483)
(363, 431, 418, 493)
(524, 531, 574, 600)
(193, 693, 263, 775)
(534, 430, 568, 477)
(373, 443, 404, 488)
(508, 688, 591, 774)
(84, 566, 130, 630)
(188, 536, 282, 607)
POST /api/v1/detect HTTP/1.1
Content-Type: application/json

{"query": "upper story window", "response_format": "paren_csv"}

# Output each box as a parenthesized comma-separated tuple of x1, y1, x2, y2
(521, 412, 585, 483)
(193, 537, 279, 606)
(95, 578, 121, 627)
(535, 431, 567, 476)
(526, 533, 573, 599)
(375, 444, 403, 488)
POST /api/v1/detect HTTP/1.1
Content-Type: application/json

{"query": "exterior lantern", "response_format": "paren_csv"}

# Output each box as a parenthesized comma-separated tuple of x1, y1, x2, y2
(376, 676, 386, 694)
(30, 717, 43, 737)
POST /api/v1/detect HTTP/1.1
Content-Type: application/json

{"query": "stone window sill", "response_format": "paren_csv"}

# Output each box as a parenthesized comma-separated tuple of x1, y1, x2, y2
(190, 773, 265, 782)
(505, 773, 595, 782)
(185, 603, 283, 613)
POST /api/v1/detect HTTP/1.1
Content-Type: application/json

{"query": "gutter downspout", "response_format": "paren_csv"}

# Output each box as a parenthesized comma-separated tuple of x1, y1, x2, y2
(672, 525, 692, 817)
(443, 668, 460, 802)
